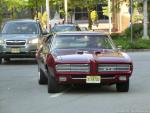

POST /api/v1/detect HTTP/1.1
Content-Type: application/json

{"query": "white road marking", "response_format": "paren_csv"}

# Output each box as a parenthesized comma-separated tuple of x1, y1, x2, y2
(49, 88, 71, 98)
(50, 93, 64, 98)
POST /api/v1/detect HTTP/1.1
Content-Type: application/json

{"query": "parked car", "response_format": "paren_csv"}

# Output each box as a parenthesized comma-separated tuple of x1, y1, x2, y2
(50, 24, 81, 33)
(0, 19, 47, 63)
(36, 31, 133, 93)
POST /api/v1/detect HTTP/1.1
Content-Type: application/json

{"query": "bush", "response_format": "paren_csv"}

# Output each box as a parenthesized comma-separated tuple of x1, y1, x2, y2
(124, 23, 150, 39)
(124, 23, 143, 40)
(111, 34, 150, 49)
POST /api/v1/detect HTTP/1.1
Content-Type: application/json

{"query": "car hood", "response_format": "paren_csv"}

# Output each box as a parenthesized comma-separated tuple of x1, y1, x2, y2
(0, 34, 39, 40)
(52, 49, 132, 64)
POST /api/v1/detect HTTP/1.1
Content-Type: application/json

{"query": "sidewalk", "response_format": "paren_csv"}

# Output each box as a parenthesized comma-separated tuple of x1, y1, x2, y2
(123, 49, 150, 52)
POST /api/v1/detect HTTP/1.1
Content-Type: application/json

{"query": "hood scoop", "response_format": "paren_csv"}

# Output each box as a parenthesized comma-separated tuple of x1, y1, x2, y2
(76, 50, 88, 55)
(95, 51, 101, 56)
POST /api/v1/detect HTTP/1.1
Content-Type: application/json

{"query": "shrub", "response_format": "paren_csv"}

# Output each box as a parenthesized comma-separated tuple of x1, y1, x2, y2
(124, 23, 143, 40)
(111, 32, 150, 49)
(124, 23, 150, 39)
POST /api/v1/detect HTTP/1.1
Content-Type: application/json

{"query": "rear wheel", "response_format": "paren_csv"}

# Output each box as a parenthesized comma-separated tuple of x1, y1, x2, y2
(38, 69, 47, 84)
(116, 80, 129, 92)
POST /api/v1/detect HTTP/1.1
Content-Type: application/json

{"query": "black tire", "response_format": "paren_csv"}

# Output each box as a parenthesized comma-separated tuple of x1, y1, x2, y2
(4, 58, 10, 63)
(48, 75, 61, 93)
(116, 80, 129, 92)
(0, 58, 2, 64)
(38, 69, 47, 85)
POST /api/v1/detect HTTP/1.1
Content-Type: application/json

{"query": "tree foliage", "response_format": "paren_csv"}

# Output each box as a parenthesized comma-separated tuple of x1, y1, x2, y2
(90, 10, 98, 24)
(0, 0, 150, 31)
(3, 0, 28, 18)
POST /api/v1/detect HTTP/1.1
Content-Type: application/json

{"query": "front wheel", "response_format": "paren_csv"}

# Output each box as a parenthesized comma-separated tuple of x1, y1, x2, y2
(116, 80, 129, 92)
(48, 75, 61, 93)
(4, 58, 10, 63)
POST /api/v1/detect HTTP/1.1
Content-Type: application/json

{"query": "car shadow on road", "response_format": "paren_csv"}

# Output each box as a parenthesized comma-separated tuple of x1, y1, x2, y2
(65, 85, 118, 94)
(1, 58, 37, 65)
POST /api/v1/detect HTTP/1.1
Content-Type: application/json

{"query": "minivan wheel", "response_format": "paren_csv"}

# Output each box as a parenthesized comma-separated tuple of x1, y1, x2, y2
(116, 80, 129, 92)
(38, 69, 47, 85)
(0, 58, 2, 64)
(4, 58, 10, 63)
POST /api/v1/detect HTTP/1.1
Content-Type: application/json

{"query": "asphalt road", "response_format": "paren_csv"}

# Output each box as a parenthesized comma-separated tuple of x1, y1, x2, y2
(0, 52, 150, 113)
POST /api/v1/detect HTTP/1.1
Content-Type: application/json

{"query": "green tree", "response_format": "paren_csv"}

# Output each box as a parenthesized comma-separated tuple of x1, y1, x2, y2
(3, 0, 28, 18)
(90, 10, 98, 24)
(0, 0, 4, 27)
(27, 0, 46, 18)
(102, 2, 112, 18)
(34, 0, 106, 29)
(66, 0, 100, 29)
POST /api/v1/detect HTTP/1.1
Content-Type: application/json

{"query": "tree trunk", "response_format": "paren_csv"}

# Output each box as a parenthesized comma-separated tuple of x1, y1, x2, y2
(143, 0, 149, 39)
(88, 9, 92, 30)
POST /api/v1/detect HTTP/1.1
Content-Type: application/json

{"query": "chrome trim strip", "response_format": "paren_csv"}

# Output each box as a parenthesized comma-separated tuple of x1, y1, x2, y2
(102, 77, 115, 79)
(71, 77, 115, 80)
(71, 78, 86, 80)
(56, 64, 90, 72)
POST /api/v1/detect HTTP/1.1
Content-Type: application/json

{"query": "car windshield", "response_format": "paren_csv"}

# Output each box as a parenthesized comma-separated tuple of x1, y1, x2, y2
(52, 35, 116, 50)
(2, 22, 39, 34)
(52, 25, 78, 32)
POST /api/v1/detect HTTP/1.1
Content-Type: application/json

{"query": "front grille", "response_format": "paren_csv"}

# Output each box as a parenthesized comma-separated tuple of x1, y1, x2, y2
(98, 64, 130, 72)
(56, 64, 90, 72)
(71, 75, 115, 79)
(6, 40, 26, 45)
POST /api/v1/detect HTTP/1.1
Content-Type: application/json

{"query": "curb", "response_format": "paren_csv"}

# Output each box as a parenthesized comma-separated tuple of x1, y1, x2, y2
(123, 49, 150, 52)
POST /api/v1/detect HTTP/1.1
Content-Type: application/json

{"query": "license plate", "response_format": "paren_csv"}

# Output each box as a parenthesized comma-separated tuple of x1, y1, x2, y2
(11, 48, 20, 53)
(86, 76, 101, 83)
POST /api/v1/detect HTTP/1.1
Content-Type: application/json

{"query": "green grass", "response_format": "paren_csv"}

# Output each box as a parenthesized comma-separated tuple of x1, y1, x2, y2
(111, 35, 150, 50)
(111, 23, 150, 50)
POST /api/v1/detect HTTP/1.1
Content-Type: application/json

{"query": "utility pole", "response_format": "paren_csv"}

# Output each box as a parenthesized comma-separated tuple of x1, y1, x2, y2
(46, 0, 50, 31)
(143, 0, 149, 39)
(35, 0, 38, 18)
(64, 0, 68, 23)
(130, 0, 133, 44)
(108, 0, 111, 34)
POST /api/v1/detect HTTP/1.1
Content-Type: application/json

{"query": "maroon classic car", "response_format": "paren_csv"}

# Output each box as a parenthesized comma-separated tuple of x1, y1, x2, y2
(36, 31, 133, 93)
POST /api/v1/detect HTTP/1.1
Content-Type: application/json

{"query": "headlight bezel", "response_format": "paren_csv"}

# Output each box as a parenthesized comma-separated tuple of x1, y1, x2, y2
(98, 64, 131, 72)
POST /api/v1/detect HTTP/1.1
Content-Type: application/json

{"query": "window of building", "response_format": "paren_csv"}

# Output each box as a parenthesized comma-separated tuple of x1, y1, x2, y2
(74, 4, 108, 20)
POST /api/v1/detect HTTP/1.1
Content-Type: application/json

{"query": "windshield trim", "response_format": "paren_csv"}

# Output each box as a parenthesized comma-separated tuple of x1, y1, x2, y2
(50, 34, 116, 51)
